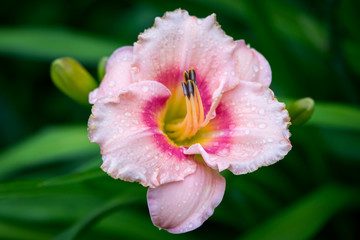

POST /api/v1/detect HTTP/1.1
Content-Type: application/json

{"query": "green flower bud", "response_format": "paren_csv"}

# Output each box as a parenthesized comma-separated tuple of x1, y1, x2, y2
(97, 56, 108, 81)
(50, 57, 98, 105)
(287, 97, 315, 126)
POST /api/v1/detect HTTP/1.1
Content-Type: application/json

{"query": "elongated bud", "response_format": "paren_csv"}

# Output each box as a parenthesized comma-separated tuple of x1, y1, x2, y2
(287, 97, 315, 125)
(50, 57, 98, 105)
(97, 56, 108, 81)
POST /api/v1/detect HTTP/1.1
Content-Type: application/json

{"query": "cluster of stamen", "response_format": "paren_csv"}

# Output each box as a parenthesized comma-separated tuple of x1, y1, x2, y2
(165, 69, 204, 142)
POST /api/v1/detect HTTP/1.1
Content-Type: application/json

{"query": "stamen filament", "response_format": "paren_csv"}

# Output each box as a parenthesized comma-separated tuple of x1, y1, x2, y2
(165, 69, 205, 142)
(195, 87, 204, 125)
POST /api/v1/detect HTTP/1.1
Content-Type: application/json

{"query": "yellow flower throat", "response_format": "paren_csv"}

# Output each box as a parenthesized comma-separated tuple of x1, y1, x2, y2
(164, 69, 205, 142)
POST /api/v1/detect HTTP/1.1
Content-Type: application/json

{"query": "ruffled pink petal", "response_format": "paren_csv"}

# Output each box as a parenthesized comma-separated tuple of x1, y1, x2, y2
(89, 46, 133, 104)
(234, 40, 272, 87)
(184, 80, 291, 174)
(132, 9, 239, 115)
(147, 161, 225, 233)
(88, 81, 196, 188)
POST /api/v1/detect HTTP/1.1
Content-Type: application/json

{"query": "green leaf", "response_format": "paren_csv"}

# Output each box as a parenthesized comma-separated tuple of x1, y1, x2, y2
(343, 39, 360, 77)
(0, 220, 52, 240)
(0, 125, 98, 179)
(238, 184, 360, 240)
(309, 102, 360, 131)
(0, 28, 120, 65)
(54, 195, 143, 240)
(40, 167, 104, 187)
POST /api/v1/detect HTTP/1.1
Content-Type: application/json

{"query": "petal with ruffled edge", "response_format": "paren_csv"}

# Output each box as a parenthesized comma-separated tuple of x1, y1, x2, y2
(185, 80, 291, 175)
(89, 81, 196, 188)
(147, 161, 225, 233)
(132, 9, 239, 116)
(89, 46, 133, 104)
(234, 40, 272, 87)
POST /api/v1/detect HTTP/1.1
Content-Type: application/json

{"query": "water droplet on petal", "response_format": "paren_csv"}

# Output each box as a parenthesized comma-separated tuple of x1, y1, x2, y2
(258, 123, 267, 129)
(142, 86, 149, 92)
(259, 109, 265, 115)
(125, 112, 131, 116)
(253, 65, 259, 72)
(197, 19, 203, 24)
(247, 122, 254, 128)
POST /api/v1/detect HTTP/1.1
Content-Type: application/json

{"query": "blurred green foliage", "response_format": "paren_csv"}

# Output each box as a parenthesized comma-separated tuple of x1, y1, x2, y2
(0, 0, 359, 239)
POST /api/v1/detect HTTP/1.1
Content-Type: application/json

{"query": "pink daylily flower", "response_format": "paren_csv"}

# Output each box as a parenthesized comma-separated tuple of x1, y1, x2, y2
(88, 9, 291, 233)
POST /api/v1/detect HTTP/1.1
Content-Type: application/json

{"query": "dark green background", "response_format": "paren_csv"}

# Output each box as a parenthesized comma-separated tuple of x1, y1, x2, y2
(0, 0, 359, 239)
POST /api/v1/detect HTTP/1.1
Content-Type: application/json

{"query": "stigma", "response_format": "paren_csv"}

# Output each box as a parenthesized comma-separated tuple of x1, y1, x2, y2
(165, 69, 204, 142)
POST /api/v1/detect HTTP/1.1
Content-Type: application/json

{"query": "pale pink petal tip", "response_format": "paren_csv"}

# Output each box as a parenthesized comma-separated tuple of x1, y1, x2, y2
(89, 46, 133, 104)
(235, 40, 272, 87)
(147, 162, 225, 233)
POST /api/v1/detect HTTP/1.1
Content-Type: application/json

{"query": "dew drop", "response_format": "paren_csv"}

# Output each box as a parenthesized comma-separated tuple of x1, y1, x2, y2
(267, 138, 273, 143)
(125, 112, 131, 116)
(197, 19, 203, 24)
(175, 165, 180, 171)
(247, 122, 254, 128)
(258, 123, 267, 129)
(142, 86, 149, 92)
(188, 223, 193, 228)
(259, 109, 265, 115)
(109, 81, 115, 87)
(245, 129, 250, 135)
(253, 65, 259, 72)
